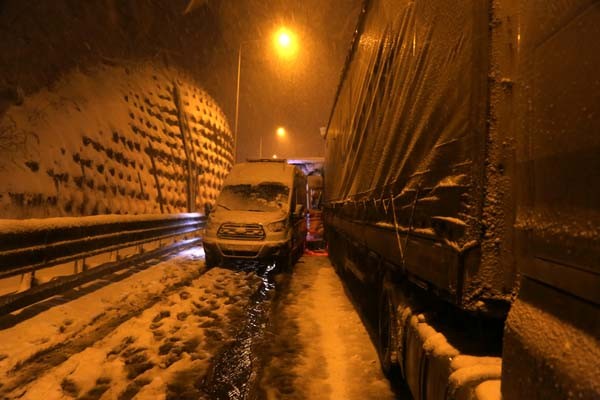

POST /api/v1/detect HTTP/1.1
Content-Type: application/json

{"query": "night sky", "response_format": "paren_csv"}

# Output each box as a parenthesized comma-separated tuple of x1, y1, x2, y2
(0, 0, 362, 162)
(191, 0, 362, 162)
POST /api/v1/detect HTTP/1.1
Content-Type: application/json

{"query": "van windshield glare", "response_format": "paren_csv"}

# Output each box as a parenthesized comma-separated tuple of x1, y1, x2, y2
(217, 183, 290, 212)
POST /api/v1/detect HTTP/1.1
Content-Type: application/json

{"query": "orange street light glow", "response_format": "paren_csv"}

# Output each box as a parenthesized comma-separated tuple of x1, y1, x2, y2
(276, 127, 286, 137)
(278, 32, 291, 48)
(273, 27, 298, 59)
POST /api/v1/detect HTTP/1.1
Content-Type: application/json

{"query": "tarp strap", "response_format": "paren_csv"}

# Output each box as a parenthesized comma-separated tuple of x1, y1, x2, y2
(404, 186, 421, 260)
(390, 191, 405, 265)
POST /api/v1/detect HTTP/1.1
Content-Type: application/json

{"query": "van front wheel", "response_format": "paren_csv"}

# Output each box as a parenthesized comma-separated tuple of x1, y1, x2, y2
(276, 251, 293, 273)
(204, 249, 218, 269)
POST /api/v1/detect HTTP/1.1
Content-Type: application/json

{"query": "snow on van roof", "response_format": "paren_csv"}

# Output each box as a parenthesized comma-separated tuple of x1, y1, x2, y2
(223, 161, 295, 187)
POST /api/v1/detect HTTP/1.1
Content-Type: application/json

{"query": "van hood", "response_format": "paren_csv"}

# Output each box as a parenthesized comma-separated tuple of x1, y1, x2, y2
(223, 162, 295, 188)
(209, 209, 288, 225)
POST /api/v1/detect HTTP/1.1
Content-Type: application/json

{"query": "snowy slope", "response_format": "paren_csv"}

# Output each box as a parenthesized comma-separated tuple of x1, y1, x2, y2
(0, 64, 233, 219)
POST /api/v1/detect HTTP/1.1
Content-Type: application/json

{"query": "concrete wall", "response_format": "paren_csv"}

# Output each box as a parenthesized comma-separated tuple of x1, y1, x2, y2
(0, 64, 233, 218)
(0, 1, 236, 219)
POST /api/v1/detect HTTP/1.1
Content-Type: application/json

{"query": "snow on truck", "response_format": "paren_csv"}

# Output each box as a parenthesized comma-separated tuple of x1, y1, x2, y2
(203, 160, 307, 270)
(324, 1, 599, 399)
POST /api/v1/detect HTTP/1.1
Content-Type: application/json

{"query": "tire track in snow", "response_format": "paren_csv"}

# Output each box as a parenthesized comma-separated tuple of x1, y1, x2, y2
(1, 266, 200, 398)
(198, 264, 276, 399)
(4, 265, 267, 400)
(256, 256, 399, 399)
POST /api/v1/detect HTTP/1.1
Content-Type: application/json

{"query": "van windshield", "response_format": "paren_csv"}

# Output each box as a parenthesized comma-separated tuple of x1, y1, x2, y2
(217, 182, 290, 212)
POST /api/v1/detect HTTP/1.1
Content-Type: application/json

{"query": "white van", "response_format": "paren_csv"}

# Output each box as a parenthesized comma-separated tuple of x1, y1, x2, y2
(203, 160, 307, 270)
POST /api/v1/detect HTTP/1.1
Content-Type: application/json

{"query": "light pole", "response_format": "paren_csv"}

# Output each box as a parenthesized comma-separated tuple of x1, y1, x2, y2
(233, 27, 298, 162)
(233, 44, 242, 162)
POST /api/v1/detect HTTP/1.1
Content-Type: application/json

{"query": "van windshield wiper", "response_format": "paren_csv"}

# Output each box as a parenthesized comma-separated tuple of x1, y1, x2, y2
(217, 204, 231, 210)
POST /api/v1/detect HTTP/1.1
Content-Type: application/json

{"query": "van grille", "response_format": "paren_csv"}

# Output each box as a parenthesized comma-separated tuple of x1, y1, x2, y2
(217, 223, 265, 240)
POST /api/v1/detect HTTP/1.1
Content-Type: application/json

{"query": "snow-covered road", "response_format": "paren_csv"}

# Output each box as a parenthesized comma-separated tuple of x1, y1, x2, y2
(257, 255, 399, 399)
(0, 247, 401, 399)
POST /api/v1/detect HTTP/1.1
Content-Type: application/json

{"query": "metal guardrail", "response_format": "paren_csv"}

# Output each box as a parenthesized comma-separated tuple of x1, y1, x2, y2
(0, 238, 201, 316)
(0, 213, 206, 279)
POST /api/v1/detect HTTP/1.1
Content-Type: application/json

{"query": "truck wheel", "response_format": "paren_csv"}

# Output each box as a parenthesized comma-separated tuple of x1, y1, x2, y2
(378, 289, 399, 377)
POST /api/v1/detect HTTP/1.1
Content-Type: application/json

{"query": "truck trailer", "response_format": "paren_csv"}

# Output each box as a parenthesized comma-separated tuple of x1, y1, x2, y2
(323, 1, 599, 399)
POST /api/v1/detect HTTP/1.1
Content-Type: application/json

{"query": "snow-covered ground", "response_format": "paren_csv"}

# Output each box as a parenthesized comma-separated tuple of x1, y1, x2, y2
(257, 255, 399, 399)
(0, 249, 399, 399)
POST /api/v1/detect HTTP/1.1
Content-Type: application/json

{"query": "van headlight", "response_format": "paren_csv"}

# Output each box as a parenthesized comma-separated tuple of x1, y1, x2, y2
(267, 220, 287, 232)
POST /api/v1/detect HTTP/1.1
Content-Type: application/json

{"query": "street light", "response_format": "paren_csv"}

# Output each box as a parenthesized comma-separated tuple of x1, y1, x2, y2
(260, 126, 287, 158)
(273, 27, 298, 59)
(233, 26, 298, 162)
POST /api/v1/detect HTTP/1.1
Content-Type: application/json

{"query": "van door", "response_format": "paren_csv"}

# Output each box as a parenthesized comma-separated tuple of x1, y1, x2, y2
(291, 170, 307, 257)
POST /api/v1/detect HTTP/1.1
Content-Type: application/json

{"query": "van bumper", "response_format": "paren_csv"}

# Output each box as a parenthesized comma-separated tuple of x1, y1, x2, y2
(203, 238, 290, 261)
